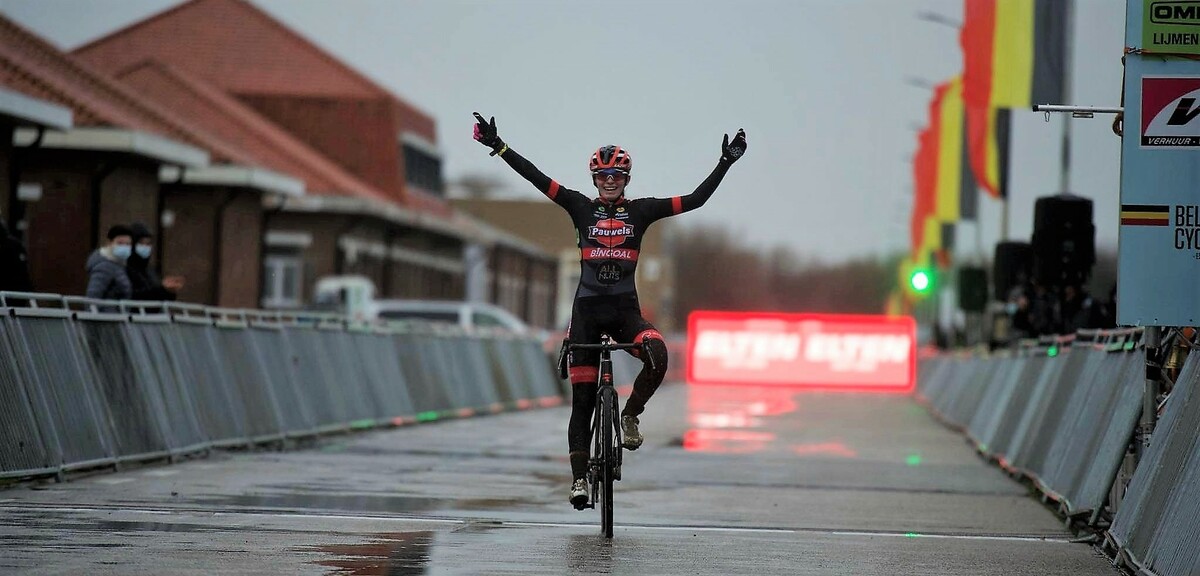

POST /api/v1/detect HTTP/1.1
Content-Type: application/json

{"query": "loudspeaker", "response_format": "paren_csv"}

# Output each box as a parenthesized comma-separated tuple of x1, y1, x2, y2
(992, 241, 1032, 300)
(957, 266, 989, 312)
(1031, 194, 1095, 287)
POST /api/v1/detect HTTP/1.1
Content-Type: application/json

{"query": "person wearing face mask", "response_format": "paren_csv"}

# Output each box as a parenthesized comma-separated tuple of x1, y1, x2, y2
(0, 219, 32, 292)
(126, 222, 184, 301)
(472, 112, 747, 509)
(85, 225, 135, 300)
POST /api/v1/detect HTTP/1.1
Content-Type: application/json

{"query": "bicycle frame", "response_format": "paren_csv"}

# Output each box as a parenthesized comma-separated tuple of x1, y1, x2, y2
(558, 334, 653, 538)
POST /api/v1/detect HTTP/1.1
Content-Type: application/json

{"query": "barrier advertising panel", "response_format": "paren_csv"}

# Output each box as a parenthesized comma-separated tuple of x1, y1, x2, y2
(686, 311, 916, 392)
(1118, 0, 1200, 326)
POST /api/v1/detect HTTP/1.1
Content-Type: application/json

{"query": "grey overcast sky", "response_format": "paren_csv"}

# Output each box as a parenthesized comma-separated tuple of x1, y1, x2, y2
(0, 0, 1128, 264)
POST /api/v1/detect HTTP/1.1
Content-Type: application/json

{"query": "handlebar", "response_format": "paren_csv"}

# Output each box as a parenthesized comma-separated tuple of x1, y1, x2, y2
(557, 337, 657, 380)
(565, 342, 645, 352)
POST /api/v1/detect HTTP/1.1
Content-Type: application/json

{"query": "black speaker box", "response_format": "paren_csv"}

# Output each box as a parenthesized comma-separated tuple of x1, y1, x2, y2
(992, 241, 1032, 300)
(1031, 194, 1095, 287)
(957, 266, 989, 312)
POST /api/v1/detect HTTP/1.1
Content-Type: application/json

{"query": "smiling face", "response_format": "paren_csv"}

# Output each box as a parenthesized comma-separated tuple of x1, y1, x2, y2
(593, 169, 629, 202)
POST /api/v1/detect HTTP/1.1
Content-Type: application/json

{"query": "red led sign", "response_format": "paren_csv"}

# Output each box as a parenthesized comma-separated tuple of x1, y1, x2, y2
(686, 311, 916, 393)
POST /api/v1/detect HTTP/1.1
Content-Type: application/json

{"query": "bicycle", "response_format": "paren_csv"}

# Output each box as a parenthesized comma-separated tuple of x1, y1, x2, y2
(558, 334, 655, 538)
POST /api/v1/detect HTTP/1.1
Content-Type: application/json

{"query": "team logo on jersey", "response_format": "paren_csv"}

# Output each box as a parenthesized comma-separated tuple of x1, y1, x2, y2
(596, 261, 623, 285)
(617, 207, 626, 213)
(589, 218, 634, 247)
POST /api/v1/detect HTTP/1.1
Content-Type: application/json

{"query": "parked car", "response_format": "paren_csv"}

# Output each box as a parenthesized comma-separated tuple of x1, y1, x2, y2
(370, 299, 534, 335)
(311, 275, 549, 340)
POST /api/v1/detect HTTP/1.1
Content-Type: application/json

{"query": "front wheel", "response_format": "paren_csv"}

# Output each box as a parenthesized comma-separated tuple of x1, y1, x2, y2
(599, 385, 616, 538)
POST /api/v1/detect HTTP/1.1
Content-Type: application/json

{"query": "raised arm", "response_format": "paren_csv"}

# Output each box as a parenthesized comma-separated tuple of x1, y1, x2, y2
(670, 129, 748, 215)
(473, 112, 586, 207)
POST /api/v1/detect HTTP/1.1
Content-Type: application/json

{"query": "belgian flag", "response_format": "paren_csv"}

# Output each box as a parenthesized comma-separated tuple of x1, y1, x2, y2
(961, 0, 1068, 199)
(911, 77, 975, 264)
(1120, 204, 1170, 227)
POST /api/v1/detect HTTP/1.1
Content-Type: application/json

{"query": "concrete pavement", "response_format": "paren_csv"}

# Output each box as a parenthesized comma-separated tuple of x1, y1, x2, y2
(0, 383, 1124, 575)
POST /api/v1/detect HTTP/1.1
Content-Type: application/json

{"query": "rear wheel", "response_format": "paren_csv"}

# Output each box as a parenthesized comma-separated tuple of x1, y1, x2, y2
(599, 385, 616, 538)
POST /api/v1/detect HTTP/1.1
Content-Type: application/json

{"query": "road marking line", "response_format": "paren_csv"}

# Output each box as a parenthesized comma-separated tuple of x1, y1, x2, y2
(0, 504, 1073, 543)
(503, 521, 1073, 543)
(93, 478, 134, 485)
(142, 470, 179, 478)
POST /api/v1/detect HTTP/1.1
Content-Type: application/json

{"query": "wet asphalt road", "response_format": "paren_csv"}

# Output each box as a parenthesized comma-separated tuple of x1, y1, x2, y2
(0, 383, 1123, 575)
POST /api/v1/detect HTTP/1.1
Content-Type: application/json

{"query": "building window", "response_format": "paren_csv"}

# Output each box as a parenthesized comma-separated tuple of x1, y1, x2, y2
(403, 143, 443, 196)
(262, 253, 303, 308)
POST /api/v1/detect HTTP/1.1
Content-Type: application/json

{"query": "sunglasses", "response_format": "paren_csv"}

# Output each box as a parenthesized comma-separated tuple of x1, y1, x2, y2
(593, 169, 629, 182)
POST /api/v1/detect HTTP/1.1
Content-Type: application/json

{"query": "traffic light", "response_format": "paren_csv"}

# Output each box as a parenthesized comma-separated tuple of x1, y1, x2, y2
(909, 268, 934, 295)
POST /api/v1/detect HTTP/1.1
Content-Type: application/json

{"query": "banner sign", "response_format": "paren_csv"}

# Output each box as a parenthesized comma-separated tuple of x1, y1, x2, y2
(1140, 76, 1200, 147)
(1120, 1, 1200, 326)
(1144, 1, 1200, 56)
(686, 311, 915, 392)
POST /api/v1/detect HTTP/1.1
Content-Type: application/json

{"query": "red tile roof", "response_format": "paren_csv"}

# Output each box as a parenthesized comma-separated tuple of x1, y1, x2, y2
(75, 0, 422, 111)
(407, 188, 454, 218)
(70, 0, 450, 214)
(115, 60, 390, 201)
(0, 13, 248, 161)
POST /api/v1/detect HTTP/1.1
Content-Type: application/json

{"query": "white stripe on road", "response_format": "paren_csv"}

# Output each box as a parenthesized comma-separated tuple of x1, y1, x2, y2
(506, 521, 1074, 543)
(0, 504, 1073, 543)
(142, 470, 179, 478)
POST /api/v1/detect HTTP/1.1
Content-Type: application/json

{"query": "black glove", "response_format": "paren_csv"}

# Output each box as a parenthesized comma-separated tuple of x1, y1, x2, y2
(473, 112, 506, 156)
(721, 128, 747, 164)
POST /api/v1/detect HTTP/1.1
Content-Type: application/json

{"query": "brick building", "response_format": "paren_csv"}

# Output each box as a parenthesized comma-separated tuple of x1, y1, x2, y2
(67, 0, 556, 321)
(0, 2, 558, 325)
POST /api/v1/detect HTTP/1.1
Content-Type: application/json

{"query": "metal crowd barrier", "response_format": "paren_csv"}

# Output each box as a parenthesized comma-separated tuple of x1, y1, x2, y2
(0, 292, 565, 481)
(918, 327, 1200, 575)
(1106, 345, 1200, 576)
(916, 329, 1147, 523)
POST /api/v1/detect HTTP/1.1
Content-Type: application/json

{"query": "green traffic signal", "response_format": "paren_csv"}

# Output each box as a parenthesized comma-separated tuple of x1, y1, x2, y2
(909, 270, 932, 293)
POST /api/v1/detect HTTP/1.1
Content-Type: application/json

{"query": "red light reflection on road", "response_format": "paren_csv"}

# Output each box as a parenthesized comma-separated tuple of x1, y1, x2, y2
(683, 384, 789, 454)
(791, 442, 858, 458)
(682, 429, 775, 453)
(684, 383, 858, 457)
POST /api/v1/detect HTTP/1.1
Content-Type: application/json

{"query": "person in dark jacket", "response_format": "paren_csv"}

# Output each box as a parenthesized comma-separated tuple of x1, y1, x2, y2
(126, 222, 184, 301)
(0, 220, 32, 292)
(85, 225, 134, 300)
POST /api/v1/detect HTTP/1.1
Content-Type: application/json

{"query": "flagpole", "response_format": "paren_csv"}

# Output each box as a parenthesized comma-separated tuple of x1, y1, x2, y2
(1058, 0, 1075, 196)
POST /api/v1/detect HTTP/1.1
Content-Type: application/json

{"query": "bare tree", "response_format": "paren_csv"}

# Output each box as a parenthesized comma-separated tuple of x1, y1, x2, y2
(669, 223, 900, 326)
(448, 173, 507, 199)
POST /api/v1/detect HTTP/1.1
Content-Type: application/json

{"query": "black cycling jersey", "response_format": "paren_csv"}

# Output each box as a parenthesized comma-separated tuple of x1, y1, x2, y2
(499, 147, 733, 298)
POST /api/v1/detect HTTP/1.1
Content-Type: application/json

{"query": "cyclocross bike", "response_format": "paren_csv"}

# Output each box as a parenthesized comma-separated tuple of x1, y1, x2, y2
(558, 334, 655, 538)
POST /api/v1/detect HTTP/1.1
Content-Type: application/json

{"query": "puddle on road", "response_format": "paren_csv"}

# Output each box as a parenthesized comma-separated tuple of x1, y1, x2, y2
(566, 533, 616, 574)
(194, 493, 522, 515)
(88, 520, 216, 533)
(681, 385, 796, 454)
(303, 531, 433, 575)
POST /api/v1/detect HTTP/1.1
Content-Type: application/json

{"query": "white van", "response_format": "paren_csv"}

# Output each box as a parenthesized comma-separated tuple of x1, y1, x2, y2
(368, 299, 535, 334)
(313, 275, 541, 337)
(312, 275, 376, 320)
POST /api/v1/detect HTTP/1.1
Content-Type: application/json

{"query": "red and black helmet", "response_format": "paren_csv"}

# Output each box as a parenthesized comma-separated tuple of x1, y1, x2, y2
(589, 145, 632, 173)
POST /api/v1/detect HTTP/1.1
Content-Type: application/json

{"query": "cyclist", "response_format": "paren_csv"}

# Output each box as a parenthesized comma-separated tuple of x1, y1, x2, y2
(472, 112, 747, 508)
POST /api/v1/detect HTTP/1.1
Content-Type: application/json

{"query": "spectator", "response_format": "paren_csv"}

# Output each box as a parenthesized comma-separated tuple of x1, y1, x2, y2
(1059, 284, 1090, 333)
(1095, 284, 1118, 329)
(0, 220, 32, 292)
(126, 222, 184, 301)
(85, 225, 134, 300)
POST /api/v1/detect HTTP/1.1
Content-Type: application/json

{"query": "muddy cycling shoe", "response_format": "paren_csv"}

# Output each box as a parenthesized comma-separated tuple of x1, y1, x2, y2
(570, 478, 590, 509)
(621, 415, 644, 450)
